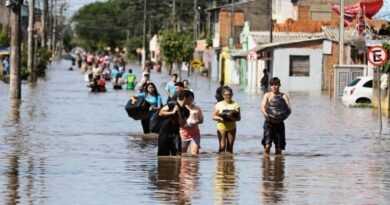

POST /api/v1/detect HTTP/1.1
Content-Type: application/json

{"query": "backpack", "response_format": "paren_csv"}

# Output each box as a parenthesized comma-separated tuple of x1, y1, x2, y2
(149, 101, 176, 133)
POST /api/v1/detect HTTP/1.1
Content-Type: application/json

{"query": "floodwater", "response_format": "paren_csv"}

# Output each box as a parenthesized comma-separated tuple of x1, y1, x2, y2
(1, 60, 390, 204)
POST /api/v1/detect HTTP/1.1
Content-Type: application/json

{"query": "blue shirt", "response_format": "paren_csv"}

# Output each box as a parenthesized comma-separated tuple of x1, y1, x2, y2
(111, 69, 123, 78)
(137, 93, 162, 108)
(165, 81, 176, 96)
(2, 59, 9, 71)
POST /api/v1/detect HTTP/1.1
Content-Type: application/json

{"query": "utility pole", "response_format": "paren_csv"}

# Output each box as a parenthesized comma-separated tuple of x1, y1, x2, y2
(52, 0, 57, 55)
(172, 0, 176, 29)
(41, 0, 48, 48)
(339, 0, 344, 65)
(28, 0, 36, 82)
(9, 2, 22, 99)
(142, 0, 147, 69)
(231, 0, 235, 48)
(194, 0, 197, 41)
(48, 0, 53, 50)
(269, 0, 273, 43)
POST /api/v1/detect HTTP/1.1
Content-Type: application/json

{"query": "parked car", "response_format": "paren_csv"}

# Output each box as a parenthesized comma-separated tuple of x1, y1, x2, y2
(342, 76, 373, 105)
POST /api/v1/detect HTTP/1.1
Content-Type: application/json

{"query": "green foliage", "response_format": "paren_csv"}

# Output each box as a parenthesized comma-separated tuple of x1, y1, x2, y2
(125, 36, 143, 61)
(21, 47, 29, 80)
(72, 0, 215, 51)
(160, 30, 194, 64)
(383, 43, 390, 73)
(72, 2, 124, 50)
(36, 48, 52, 77)
(0, 30, 10, 47)
(63, 27, 74, 52)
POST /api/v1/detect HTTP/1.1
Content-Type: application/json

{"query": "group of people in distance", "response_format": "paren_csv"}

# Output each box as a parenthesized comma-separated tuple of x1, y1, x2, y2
(129, 66, 291, 157)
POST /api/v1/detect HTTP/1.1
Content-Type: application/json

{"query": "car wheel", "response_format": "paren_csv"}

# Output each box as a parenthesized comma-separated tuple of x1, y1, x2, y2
(356, 98, 371, 104)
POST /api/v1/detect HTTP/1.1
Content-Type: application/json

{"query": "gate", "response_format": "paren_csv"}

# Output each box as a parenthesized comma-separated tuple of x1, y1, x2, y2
(334, 65, 366, 98)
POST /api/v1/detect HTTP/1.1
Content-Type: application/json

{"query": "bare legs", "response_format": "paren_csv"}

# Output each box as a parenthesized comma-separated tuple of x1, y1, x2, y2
(182, 143, 200, 155)
(263, 144, 282, 156)
(217, 129, 236, 153)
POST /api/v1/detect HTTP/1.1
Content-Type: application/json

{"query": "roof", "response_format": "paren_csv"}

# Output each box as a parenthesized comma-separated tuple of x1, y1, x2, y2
(234, 37, 326, 57)
(250, 31, 324, 44)
(205, 1, 253, 12)
(321, 26, 361, 43)
(250, 26, 360, 45)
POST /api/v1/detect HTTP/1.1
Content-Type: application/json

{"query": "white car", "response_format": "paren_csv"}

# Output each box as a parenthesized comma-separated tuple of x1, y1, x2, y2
(342, 76, 373, 105)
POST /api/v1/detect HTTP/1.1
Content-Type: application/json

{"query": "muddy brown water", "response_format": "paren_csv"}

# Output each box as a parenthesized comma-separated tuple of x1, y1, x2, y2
(1, 60, 390, 204)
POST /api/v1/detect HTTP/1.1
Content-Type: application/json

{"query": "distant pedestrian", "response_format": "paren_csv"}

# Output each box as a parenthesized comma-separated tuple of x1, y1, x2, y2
(213, 86, 241, 153)
(165, 73, 178, 102)
(260, 77, 291, 156)
(2, 56, 9, 75)
(169, 82, 184, 102)
(156, 61, 162, 73)
(260, 69, 269, 93)
(77, 53, 83, 68)
(124, 69, 137, 90)
(158, 90, 193, 156)
(137, 73, 151, 93)
(215, 80, 224, 102)
(183, 79, 193, 92)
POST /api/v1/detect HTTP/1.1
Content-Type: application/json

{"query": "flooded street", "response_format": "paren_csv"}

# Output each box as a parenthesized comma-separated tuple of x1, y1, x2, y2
(1, 60, 390, 204)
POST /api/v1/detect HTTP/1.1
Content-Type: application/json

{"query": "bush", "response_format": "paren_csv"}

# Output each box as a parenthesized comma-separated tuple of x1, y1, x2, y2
(0, 31, 10, 47)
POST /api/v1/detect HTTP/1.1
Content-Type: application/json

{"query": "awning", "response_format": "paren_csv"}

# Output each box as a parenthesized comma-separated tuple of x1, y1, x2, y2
(0, 47, 10, 55)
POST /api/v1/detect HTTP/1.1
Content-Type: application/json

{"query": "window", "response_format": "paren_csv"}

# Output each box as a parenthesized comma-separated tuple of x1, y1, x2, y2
(289, 55, 310, 76)
(348, 78, 360, 86)
(363, 80, 372, 88)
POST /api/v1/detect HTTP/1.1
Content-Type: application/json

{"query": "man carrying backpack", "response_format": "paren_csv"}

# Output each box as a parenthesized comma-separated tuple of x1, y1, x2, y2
(157, 90, 192, 156)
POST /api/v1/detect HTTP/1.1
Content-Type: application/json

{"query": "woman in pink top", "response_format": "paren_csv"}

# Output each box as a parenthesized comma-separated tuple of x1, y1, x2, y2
(180, 91, 204, 155)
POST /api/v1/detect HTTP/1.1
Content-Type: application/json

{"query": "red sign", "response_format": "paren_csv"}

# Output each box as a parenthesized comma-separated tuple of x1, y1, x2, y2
(367, 46, 388, 67)
(247, 51, 258, 62)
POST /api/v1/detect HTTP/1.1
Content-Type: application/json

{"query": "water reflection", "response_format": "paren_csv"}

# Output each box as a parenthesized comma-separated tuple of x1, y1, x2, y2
(178, 157, 200, 204)
(148, 157, 200, 204)
(149, 157, 181, 204)
(7, 154, 20, 205)
(261, 156, 285, 204)
(213, 154, 238, 204)
(9, 99, 21, 124)
(6, 100, 21, 205)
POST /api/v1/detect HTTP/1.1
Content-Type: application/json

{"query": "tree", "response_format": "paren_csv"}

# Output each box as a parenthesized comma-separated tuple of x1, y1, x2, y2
(0, 31, 10, 47)
(160, 30, 194, 79)
(72, 0, 216, 52)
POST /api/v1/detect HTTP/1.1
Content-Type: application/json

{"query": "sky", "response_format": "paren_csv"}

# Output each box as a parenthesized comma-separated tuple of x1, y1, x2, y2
(64, 0, 106, 17)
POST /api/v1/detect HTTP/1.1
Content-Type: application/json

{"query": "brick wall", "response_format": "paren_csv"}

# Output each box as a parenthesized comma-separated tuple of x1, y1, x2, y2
(219, 10, 244, 47)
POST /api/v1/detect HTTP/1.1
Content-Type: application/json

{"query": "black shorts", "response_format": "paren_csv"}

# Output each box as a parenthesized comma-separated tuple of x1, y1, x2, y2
(262, 120, 286, 150)
(157, 133, 181, 156)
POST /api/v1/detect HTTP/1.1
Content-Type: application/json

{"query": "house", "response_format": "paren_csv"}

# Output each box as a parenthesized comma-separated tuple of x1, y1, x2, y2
(149, 34, 160, 63)
(0, 0, 11, 32)
(239, 26, 363, 93)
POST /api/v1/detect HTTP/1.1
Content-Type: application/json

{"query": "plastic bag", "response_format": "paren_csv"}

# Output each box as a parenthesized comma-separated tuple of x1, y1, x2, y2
(125, 96, 150, 120)
(266, 94, 290, 121)
(218, 110, 240, 122)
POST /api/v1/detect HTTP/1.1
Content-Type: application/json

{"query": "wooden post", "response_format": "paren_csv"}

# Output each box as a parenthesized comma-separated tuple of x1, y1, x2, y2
(28, 0, 36, 82)
(9, 3, 22, 99)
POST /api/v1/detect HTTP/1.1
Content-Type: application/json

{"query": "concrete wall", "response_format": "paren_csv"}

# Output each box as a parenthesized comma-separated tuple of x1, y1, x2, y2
(0, 0, 11, 32)
(272, 47, 323, 91)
